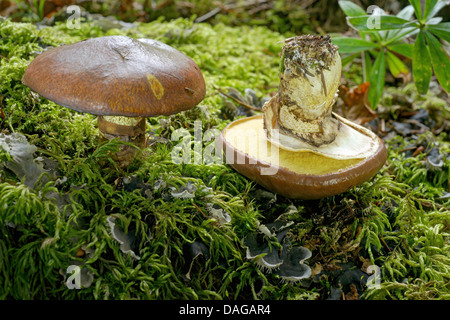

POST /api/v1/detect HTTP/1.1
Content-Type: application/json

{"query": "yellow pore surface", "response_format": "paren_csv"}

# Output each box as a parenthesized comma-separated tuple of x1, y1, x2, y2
(223, 115, 362, 176)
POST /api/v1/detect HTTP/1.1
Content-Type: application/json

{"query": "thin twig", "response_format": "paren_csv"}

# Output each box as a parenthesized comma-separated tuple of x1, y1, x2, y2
(215, 86, 261, 111)
(195, 7, 221, 23)
(192, 202, 207, 217)
(379, 235, 392, 252)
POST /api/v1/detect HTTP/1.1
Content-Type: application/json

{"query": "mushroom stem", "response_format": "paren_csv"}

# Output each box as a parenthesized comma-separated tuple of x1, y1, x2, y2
(97, 115, 146, 168)
(264, 35, 342, 148)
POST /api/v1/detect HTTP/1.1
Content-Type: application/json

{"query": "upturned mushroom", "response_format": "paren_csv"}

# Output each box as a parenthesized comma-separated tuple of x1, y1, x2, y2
(218, 35, 387, 199)
(22, 36, 206, 168)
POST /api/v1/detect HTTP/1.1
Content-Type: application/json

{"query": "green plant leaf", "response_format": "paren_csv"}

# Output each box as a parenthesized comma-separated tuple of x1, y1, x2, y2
(427, 0, 449, 19)
(338, 0, 366, 16)
(423, 0, 438, 20)
(347, 15, 417, 31)
(427, 17, 443, 25)
(424, 30, 450, 92)
(363, 51, 372, 82)
(386, 51, 410, 78)
(341, 52, 360, 67)
(412, 30, 432, 94)
(427, 23, 450, 43)
(387, 43, 414, 59)
(331, 36, 379, 53)
(397, 5, 416, 20)
(385, 27, 419, 45)
(385, 5, 415, 41)
(409, 0, 422, 20)
(368, 50, 385, 109)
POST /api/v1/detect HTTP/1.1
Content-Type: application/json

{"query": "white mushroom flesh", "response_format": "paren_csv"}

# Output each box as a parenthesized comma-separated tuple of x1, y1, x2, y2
(263, 35, 380, 160)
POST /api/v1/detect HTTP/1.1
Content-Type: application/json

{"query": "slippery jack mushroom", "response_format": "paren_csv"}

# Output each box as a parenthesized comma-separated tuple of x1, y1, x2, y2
(218, 35, 387, 199)
(22, 36, 206, 168)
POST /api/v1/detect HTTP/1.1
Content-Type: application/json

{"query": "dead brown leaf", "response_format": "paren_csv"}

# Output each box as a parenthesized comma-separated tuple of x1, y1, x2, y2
(310, 263, 323, 276)
(344, 283, 359, 300)
(338, 82, 376, 125)
(0, 0, 16, 17)
(359, 255, 373, 274)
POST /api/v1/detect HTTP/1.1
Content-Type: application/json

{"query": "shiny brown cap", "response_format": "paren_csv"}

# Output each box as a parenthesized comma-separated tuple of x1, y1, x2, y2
(22, 36, 206, 117)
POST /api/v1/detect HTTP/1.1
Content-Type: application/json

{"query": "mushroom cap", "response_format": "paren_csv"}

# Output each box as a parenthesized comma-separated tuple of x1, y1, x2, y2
(22, 36, 206, 117)
(217, 114, 387, 200)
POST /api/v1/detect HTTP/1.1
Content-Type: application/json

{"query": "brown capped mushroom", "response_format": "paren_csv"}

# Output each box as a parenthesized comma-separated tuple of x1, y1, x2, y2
(218, 35, 387, 199)
(22, 36, 206, 168)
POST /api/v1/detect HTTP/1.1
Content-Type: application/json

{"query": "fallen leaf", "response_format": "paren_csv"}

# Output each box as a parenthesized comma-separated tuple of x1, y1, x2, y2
(0, 0, 16, 17)
(344, 283, 359, 300)
(338, 82, 376, 125)
(359, 255, 373, 274)
(310, 263, 323, 276)
(43, 0, 78, 18)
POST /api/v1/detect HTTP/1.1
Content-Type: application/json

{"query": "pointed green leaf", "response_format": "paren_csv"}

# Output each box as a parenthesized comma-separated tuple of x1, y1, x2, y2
(427, 0, 449, 19)
(427, 23, 450, 43)
(368, 50, 385, 109)
(367, 7, 389, 40)
(387, 43, 414, 59)
(386, 6, 415, 41)
(385, 27, 419, 45)
(363, 51, 372, 83)
(427, 17, 443, 25)
(424, 31, 450, 92)
(338, 1, 366, 16)
(347, 15, 417, 31)
(331, 36, 379, 53)
(386, 51, 410, 78)
(341, 52, 360, 67)
(412, 30, 432, 94)
(409, 0, 422, 20)
(397, 5, 415, 20)
(423, 0, 438, 20)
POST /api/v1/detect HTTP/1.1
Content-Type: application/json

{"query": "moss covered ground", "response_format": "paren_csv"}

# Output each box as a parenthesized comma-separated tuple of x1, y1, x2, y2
(0, 15, 449, 300)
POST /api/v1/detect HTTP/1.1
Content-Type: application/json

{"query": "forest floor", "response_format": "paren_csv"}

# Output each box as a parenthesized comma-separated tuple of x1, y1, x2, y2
(0, 4, 449, 300)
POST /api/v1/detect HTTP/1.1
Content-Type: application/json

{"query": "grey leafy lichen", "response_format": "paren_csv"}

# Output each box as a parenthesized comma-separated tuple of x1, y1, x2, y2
(242, 219, 312, 282)
(0, 132, 49, 188)
(107, 215, 141, 261)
